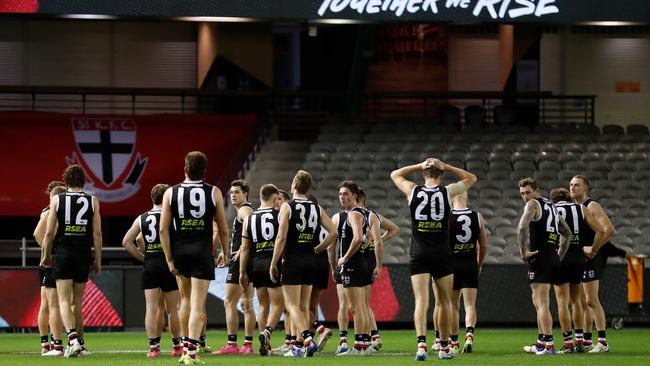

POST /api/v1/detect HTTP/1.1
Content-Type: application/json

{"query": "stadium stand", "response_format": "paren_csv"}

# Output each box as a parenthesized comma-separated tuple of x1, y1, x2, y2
(266, 119, 650, 263)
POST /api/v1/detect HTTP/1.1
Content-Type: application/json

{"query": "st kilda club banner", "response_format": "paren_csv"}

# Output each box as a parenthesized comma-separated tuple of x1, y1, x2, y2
(1, 0, 649, 23)
(0, 112, 259, 217)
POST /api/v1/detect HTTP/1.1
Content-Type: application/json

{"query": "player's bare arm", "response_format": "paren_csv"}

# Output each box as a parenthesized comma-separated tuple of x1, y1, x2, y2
(239, 216, 251, 287)
(517, 200, 539, 261)
(122, 217, 145, 262)
(213, 187, 230, 263)
(338, 210, 363, 267)
(270, 202, 290, 283)
(582, 206, 607, 258)
(40, 196, 59, 268)
(477, 214, 488, 273)
(379, 213, 399, 242)
(390, 159, 433, 198)
(369, 213, 384, 280)
(159, 188, 177, 275)
(557, 216, 571, 261)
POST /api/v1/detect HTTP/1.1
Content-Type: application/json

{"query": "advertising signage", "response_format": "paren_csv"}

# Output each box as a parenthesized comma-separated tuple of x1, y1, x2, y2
(1, 0, 649, 23)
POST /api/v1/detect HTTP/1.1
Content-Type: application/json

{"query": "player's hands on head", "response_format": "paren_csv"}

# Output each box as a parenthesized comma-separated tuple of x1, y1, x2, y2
(420, 158, 436, 170)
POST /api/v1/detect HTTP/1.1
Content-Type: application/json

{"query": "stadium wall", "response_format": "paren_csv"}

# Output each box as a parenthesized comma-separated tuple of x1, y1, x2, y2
(0, 264, 638, 329)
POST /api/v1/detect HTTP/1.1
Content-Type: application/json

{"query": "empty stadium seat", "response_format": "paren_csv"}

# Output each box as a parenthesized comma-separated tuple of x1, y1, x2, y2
(602, 124, 625, 135)
(627, 124, 650, 135)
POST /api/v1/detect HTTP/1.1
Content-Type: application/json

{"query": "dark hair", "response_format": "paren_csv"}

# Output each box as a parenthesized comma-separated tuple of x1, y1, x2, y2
(549, 187, 571, 203)
(62, 165, 86, 188)
(185, 151, 207, 180)
(230, 180, 250, 198)
(306, 194, 318, 205)
(260, 184, 279, 202)
(46, 180, 65, 194)
(357, 188, 366, 204)
(423, 168, 443, 179)
(572, 175, 590, 189)
(338, 180, 359, 195)
(50, 186, 66, 196)
(278, 189, 290, 201)
(518, 177, 538, 191)
(151, 184, 169, 205)
(293, 170, 312, 194)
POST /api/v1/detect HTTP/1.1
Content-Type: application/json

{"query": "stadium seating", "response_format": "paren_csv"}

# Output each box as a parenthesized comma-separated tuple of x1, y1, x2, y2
(288, 119, 650, 262)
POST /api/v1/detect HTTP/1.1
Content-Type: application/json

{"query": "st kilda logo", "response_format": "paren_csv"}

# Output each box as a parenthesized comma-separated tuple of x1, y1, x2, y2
(66, 117, 148, 202)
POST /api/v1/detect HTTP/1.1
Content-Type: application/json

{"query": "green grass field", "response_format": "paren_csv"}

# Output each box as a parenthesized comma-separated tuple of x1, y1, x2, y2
(1, 329, 649, 365)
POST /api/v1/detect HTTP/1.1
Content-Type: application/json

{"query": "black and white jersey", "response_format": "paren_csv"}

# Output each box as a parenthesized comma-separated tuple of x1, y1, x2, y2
(554, 201, 586, 247)
(284, 197, 321, 261)
(53, 191, 94, 253)
(409, 184, 452, 255)
(529, 197, 560, 255)
(231, 202, 254, 260)
(139, 208, 167, 271)
(579, 197, 597, 247)
(449, 208, 481, 257)
(246, 207, 279, 270)
(314, 223, 329, 264)
(362, 210, 381, 259)
(337, 207, 369, 263)
(170, 181, 216, 256)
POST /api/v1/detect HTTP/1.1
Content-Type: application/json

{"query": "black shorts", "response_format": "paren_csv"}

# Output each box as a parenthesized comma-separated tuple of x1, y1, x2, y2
(313, 255, 330, 290)
(365, 255, 377, 286)
(340, 258, 369, 288)
(335, 270, 343, 285)
(583, 252, 604, 282)
(226, 260, 252, 285)
(527, 253, 560, 284)
(410, 249, 453, 279)
(450, 256, 479, 290)
(252, 270, 281, 289)
(142, 269, 179, 292)
(39, 267, 56, 288)
(174, 253, 215, 281)
(281, 257, 314, 286)
(53, 252, 92, 283)
(556, 249, 586, 285)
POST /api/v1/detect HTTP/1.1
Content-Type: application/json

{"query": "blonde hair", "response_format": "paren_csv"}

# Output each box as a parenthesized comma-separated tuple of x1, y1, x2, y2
(293, 170, 312, 194)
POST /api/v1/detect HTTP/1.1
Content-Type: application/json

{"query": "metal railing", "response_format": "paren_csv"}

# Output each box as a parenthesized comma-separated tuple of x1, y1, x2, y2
(0, 239, 132, 267)
(0, 86, 597, 125)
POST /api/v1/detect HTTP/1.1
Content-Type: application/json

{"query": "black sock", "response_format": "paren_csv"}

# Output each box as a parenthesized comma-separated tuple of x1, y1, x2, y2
(450, 334, 458, 343)
(50, 334, 55, 343)
(244, 336, 253, 344)
(265, 326, 274, 334)
(53, 339, 63, 350)
(284, 334, 292, 343)
(417, 335, 426, 345)
(312, 320, 323, 329)
(440, 340, 448, 349)
(227, 334, 237, 344)
(466, 326, 475, 335)
(296, 340, 304, 348)
(584, 332, 592, 341)
(371, 330, 379, 337)
(172, 337, 181, 347)
(598, 330, 606, 339)
(340, 330, 348, 338)
(149, 338, 158, 347)
(78, 337, 85, 346)
(41, 335, 49, 345)
(435, 330, 440, 339)
(199, 335, 206, 347)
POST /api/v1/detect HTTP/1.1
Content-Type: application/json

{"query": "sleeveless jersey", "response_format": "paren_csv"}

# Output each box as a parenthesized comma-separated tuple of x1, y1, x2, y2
(314, 223, 329, 266)
(231, 202, 254, 260)
(139, 209, 167, 271)
(409, 184, 452, 255)
(53, 191, 94, 254)
(170, 181, 216, 257)
(284, 198, 321, 261)
(529, 197, 560, 255)
(555, 200, 587, 263)
(337, 207, 368, 264)
(449, 208, 481, 258)
(580, 198, 597, 247)
(247, 207, 279, 270)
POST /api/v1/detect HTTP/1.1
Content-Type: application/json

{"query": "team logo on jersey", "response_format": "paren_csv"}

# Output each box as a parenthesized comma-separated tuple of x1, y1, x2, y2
(66, 117, 148, 202)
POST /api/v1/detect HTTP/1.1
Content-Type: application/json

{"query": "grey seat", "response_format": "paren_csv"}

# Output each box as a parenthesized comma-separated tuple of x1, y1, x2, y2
(577, 124, 601, 135)
(602, 124, 625, 135)
(492, 143, 516, 153)
(538, 160, 561, 171)
(608, 170, 629, 181)
(632, 170, 650, 180)
(587, 144, 608, 154)
(610, 143, 632, 153)
(534, 170, 558, 181)
(588, 161, 609, 171)
(306, 152, 329, 162)
(627, 124, 650, 135)
(612, 161, 635, 171)
(328, 161, 350, 171)
(564, 161, 587, 171)
(488, 151, 511, 164)
(561, 143, 583, 153)
(512, 160, 536, 171)
(359, 143, 382, 153)
(539, 143, 560, 154)
(489, 160, 512, 172)
(495, 207, 519, 220)
(303, 161, 326, 171)
(311, 142, 336, 153)
(580, 152, 601, 162)
(511, 151, 535, 163)
(481, 188, 502, 200)
(625, 152, 648, 163)
(440, 104, 461, 126)
(516, 143, 538, 153)
(603, 152, 626, 163)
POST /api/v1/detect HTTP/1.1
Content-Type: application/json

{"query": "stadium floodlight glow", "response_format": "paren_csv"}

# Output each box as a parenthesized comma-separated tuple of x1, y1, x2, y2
(175, 16, 257, 22)
(59, 14, 118, 20)
(581, 21, 643, 26)
(309, 18, 369, 25)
